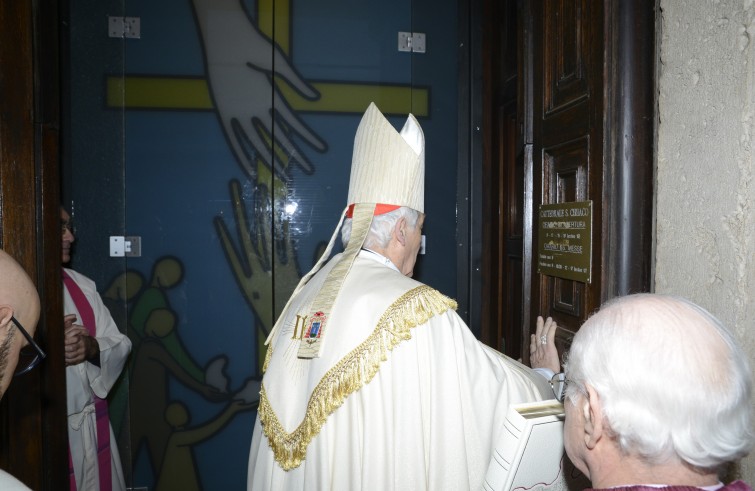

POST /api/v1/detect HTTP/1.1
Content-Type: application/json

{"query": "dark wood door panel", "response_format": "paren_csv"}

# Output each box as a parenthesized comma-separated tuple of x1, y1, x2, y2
(503, 255, 523, 355)
(542, 137, 590, 203)
(543, 0, 591, 116)
(540, 273, 582, 349)
(480, 0, 523, 357)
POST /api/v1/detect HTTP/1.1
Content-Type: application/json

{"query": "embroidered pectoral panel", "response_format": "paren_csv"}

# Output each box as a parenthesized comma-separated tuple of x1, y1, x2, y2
(258, 285, 457, 470)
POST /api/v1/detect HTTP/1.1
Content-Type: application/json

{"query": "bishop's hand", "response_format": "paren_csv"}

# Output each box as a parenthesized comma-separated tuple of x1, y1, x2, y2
(529, 316, 560, 374)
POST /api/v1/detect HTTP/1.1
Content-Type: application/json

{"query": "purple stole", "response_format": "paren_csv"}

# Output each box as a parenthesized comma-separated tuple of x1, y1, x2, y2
(63, 270, 112, 491)
(588, 482, 753, 491)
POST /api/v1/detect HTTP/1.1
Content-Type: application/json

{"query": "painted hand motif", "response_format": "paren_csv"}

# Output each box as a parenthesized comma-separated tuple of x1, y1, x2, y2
(192, 0, 326, 180)
(215, 179, 301, 338)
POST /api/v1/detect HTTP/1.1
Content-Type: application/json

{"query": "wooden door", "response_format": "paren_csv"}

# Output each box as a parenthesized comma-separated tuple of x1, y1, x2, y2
(0, 0, 68, 488)
(529, 0, 605, 353)
(481, 0, 525, 357)
(482, 1, 655, 361)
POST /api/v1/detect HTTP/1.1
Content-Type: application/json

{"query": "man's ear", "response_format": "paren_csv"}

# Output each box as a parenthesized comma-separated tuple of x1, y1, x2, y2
(394, 217, 408, 246)
(583, 385, 605, 450)
(0, 305, 14, 334)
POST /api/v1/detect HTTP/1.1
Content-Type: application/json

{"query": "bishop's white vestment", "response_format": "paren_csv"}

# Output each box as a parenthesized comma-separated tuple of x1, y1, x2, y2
(248, 251, 551, 490)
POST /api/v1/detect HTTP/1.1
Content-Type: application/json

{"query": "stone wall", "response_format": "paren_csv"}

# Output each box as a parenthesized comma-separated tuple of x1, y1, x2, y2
(656, 0, 755, 480)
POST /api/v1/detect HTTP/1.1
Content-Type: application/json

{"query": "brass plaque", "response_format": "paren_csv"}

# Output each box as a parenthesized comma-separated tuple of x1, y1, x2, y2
(537, 201, 592, 283)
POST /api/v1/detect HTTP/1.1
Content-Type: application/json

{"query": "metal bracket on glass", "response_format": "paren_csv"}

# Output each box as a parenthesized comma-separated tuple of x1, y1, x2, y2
(110, 236, 142, 257)
(398, 32, 426, 53)
(108, 16, 141, 39)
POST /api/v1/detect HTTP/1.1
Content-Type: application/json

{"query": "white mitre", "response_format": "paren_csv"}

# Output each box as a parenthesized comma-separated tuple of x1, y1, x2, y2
(265, 102, 425, 357)
(348, 102, 425, 213)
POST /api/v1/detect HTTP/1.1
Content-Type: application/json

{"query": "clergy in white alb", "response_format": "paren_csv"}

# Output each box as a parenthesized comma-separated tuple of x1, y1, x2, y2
(62, 207, 130, 491)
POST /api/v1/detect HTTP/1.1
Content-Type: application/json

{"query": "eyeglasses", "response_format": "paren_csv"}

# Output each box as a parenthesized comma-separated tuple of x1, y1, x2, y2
(61, 219, 75, 235)
(549, 372, 569, 402)
(11, 316, 46, 377)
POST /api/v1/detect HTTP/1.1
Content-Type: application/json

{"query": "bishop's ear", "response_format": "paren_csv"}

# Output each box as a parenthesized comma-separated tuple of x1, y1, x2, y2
(394, 217, 408, 246)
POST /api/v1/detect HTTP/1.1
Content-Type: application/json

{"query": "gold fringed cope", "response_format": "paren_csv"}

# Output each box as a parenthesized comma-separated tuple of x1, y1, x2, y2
(263, 343, 273, 373)
(259, 285, 458, 470)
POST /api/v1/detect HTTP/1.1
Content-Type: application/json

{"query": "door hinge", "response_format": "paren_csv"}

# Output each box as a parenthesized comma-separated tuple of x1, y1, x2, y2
(398, 32, 426, 53)
(110, 236, 142, 257)
(109, 16, 141, 39)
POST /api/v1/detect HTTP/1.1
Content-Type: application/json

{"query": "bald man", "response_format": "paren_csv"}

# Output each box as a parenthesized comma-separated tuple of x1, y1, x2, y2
(563, 293, 753, 491)
(0, 249, 44, 490)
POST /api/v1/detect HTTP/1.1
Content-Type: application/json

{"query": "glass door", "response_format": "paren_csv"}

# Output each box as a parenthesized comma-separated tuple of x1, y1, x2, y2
(64, 0, 458, 488)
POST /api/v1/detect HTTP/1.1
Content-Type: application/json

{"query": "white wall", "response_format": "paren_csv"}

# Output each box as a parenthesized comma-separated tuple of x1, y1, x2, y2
(656, 0, 755, 480)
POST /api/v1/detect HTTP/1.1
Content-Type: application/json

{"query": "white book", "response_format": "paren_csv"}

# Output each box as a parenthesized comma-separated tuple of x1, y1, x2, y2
(483, 399, 589, 491)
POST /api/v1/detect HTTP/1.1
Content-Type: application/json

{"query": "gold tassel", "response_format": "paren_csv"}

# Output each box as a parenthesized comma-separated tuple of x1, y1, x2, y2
(259, 285, 457, 470)
(263, 343, 272, 373)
